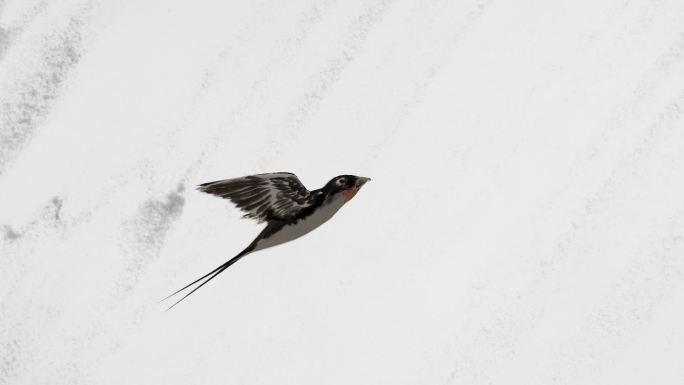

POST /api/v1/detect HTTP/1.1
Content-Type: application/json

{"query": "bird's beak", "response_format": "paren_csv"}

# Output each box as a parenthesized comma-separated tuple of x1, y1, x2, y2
(355, 177, 371, 187)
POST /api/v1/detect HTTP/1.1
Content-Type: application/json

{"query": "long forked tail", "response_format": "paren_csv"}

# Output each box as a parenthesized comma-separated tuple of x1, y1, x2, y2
(162, 246, 253, 311)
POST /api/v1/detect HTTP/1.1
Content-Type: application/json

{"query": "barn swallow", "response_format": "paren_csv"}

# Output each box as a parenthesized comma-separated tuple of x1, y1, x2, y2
(163, 172, 370, 309)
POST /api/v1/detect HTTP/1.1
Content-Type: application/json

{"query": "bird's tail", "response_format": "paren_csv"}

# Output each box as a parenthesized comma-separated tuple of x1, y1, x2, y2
(161, 244, 254, 311)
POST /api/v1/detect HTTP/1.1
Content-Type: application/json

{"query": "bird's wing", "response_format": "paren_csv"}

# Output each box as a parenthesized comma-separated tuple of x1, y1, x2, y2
(197, 172, 315, 223)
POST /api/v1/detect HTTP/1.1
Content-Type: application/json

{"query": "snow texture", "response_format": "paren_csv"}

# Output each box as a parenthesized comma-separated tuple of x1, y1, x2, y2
(2, 0, 684, 384)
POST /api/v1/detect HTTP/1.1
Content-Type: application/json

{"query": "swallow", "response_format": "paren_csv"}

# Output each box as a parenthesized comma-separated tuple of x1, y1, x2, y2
(163, 172, 371, 310)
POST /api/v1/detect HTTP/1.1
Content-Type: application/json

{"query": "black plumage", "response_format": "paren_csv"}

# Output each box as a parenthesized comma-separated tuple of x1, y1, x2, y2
(197, 173, 317, 224)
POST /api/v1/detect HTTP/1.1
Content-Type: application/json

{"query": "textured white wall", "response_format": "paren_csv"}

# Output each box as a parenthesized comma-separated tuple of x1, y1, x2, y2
(1, 0, 684, 384)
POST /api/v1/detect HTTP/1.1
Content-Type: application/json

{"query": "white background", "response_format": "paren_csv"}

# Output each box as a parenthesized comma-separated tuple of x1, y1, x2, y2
(1, 0, 684, 384)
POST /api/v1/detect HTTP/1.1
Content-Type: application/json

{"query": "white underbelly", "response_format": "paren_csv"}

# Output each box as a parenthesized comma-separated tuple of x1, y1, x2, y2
(254, 194, 345, 251)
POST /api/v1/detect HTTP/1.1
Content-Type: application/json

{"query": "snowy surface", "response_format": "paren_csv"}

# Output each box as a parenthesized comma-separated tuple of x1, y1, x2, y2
(2, 1, 684, 384)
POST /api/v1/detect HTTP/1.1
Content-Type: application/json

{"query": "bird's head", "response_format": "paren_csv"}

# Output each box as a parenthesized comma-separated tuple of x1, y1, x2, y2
(322, 175, 371, 202)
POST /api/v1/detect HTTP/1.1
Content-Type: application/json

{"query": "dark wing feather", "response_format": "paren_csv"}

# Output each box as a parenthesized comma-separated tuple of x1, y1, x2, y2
(197, 172, 315, 223)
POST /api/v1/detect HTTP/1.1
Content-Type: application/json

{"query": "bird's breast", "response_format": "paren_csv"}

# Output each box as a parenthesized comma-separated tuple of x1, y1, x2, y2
(254, 194, 346, 252)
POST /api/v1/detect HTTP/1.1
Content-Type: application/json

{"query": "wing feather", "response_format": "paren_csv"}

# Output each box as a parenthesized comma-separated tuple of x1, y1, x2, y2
(197, 172, 315, 223)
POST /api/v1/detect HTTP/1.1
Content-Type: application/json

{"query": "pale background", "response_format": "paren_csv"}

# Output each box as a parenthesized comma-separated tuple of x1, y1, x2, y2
(1, 1, 684, 384)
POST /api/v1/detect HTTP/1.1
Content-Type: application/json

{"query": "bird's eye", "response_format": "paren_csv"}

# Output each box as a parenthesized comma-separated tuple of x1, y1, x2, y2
(337, 178, 346, 185)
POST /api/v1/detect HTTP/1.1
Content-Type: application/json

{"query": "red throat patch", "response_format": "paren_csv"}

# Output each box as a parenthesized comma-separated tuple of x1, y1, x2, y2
(342, 187, 359, 202)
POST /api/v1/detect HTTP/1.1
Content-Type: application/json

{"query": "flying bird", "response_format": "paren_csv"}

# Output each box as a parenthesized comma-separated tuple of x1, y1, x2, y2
(163, 172, 371, 310)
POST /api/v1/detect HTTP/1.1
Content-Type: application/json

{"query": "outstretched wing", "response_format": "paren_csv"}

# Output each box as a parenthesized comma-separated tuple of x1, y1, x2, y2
(197, 172, 315, 223)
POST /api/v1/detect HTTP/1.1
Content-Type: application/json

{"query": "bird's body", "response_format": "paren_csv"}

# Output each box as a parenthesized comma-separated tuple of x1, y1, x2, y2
(253, 192, 346, 252)
(163, 172, 370, 309)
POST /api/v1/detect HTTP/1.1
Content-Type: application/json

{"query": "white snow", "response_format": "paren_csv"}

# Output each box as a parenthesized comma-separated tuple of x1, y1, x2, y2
(1, 0, 684, 384)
